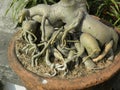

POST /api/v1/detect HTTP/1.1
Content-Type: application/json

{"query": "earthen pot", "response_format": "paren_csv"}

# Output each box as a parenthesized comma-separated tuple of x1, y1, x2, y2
(8, 17, 120, 90)
(115, 27, 120, 38)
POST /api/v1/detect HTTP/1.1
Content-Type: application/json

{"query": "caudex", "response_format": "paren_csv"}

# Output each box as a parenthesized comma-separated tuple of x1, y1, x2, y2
(17, 0, 119, 77)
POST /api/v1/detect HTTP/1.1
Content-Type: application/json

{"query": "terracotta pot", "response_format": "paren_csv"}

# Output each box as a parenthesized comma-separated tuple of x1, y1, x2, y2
(115, 27, 120, 38)
(8, 18, 120, 90)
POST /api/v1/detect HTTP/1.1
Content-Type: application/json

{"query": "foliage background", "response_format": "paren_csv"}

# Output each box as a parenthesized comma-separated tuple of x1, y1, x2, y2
(5, 0, 120, 29)
(87, 0, 120, 29)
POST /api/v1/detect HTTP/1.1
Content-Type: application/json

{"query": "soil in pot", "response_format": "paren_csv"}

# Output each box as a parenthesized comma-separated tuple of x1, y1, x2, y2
(14, 30, 119, 79)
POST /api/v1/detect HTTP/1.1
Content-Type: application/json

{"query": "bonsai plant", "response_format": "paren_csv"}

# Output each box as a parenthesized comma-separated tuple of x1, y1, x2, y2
(8, 0, 120, 90)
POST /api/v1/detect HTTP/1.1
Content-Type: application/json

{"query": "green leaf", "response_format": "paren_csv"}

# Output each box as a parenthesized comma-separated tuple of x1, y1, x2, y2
(111, 0, 120, 12)
(5, 0, 17, 15)
(110, 5, 119, 18)
(114, 17, 120, 26)
(96, 3, 105, 16)
(49, 0, 56, 4)
(43, 0, 48, 4)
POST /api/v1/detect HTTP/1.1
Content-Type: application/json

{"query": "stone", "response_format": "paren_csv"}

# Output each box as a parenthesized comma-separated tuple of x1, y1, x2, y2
(0, 0, 22, 86)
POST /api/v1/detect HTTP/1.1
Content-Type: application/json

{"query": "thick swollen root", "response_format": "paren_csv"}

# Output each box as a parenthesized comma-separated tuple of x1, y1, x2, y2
(83, 58, 97, 70)
(93, 40, 113, 62)
(18, 9, 30, 23)
(80, 33, 101, 58)
(107, 49, 114, 61)
(61, 11, 84, 46)
(74, 42, 85, 57)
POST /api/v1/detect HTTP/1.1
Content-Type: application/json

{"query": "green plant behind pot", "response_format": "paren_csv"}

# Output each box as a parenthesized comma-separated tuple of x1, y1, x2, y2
(87, 0, 120, 29)
(6, 0, 120, 29)
(5, 0, 29, 23)
(5, 0, 59, 23)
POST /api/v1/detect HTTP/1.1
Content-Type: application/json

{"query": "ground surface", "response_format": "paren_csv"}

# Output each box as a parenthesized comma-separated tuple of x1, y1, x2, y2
(0, 0, 120, 90)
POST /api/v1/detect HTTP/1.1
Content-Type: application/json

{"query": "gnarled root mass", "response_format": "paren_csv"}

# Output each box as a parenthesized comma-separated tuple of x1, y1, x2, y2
(16, 0, 119, 77)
